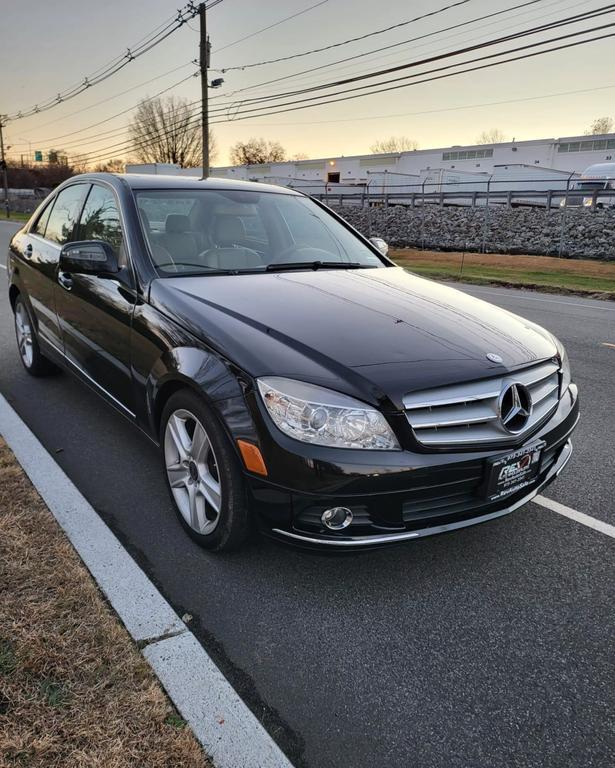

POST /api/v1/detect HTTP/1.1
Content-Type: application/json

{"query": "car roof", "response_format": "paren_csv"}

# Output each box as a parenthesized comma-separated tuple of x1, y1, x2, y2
(70, 172, 300, 195)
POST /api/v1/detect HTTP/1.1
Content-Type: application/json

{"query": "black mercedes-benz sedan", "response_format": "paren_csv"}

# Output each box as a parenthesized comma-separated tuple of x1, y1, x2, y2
(6, 173, 578, 551)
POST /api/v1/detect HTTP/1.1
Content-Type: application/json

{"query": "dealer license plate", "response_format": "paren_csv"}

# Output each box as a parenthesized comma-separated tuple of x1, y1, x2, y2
(483, 441, 545, 502)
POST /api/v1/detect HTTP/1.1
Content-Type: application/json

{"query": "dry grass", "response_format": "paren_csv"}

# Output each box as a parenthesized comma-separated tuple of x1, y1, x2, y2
(0, 438, 210, 768)
(390, 248, 615, 297)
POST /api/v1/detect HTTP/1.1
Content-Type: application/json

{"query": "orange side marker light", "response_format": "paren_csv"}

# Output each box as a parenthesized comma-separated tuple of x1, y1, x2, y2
(237, 440, 268, 476)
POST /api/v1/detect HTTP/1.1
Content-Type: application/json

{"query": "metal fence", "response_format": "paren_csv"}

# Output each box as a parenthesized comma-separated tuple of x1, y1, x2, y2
(260, 174, 615, 259)
(264, 174, 615, 211)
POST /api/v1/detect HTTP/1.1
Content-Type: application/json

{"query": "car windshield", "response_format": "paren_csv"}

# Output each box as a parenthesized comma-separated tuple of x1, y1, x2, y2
(135, 188, 385, 275)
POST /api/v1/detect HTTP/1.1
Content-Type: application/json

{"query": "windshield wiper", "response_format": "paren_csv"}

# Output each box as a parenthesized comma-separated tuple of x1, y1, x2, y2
(265, 260, 364, 272)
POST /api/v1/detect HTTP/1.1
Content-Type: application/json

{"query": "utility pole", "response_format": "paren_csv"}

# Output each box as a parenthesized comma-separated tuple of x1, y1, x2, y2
(199, 2, 211, 179)
(0, 117, 10, 219)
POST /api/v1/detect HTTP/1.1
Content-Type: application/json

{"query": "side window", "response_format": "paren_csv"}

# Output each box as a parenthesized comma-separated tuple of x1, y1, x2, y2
(79, 184, 123, 259)
(45, 185, 87, 245)
(31, 198, 54, 237)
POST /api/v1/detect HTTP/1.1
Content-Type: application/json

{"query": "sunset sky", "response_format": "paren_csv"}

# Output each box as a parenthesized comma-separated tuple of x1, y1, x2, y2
(1, 0, 614, 166)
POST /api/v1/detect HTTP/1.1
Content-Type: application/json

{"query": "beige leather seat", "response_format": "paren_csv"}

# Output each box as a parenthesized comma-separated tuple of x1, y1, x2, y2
(161, 215, 200, 264)
(202, 215, 263, 270)
(213, 215, 247, 248)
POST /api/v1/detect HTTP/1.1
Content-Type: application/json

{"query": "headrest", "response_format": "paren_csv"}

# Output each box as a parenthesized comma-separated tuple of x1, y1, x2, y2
(215, 215, 246, 244)
(166, 214, 191, 234)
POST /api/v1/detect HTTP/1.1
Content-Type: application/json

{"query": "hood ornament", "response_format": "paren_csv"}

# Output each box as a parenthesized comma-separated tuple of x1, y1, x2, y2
(486, 353, 503, 363)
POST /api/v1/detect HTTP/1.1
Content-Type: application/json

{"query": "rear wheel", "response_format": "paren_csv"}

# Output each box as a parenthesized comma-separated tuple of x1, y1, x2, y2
(14, 295, 58, 376)
(161, 389, 249, 551)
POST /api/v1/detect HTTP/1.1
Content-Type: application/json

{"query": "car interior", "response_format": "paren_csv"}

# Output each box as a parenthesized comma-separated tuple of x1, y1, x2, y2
(137, 195, 277, 272)
(135, 188, 379, 275)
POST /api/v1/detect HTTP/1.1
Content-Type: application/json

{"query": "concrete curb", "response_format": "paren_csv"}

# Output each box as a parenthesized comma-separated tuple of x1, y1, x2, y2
(0, 393, 294, 768)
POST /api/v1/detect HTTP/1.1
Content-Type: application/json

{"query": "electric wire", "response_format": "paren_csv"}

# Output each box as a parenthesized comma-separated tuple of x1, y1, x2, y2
(9, 0, 566, 150)
(78, 25, 615, 165)
(215, 0, 329, 52)
(218, 0, 477, 71)
(3, 1, 222, 122)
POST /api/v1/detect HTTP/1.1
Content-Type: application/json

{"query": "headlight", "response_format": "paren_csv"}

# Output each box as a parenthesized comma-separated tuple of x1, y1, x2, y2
(257, 377, 400, 450)
(554, 337, 571, 394)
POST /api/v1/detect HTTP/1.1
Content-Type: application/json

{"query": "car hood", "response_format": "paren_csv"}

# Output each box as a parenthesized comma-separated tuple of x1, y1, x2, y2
(149, 267, 557, 410)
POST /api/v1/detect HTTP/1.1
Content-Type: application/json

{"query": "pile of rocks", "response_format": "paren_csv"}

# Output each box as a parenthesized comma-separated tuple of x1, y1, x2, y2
(333, 204, 615, 260)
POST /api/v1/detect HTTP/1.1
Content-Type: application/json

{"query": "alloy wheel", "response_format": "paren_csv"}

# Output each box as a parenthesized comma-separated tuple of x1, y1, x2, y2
(15, 302, 34, 368)
(164, 408, 222, 535)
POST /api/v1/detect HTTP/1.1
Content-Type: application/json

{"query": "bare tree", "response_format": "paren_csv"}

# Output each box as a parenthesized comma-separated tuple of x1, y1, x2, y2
(229, 138, 286, 165)
(128, 96, 217, 167)
(94, 158, 125, 173)
(47, 149, 68, 165)
(585, 116, 614, 135)
(71, 154, 90, 173)
(475, 128, 507, 145)
(292, 152, 309, 160)
(370, 136, 419, 154)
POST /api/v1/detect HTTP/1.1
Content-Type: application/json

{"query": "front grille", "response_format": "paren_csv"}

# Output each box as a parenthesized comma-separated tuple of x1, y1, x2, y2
(404, 360, 560, 448)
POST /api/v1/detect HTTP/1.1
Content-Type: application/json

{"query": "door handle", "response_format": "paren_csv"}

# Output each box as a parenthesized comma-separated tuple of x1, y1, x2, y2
(57, 271, 73, 290)
(25, 243, 33, 255)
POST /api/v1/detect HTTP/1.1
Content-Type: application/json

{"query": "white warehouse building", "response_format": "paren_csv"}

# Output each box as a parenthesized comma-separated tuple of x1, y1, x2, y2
(127, 132, 615, 187)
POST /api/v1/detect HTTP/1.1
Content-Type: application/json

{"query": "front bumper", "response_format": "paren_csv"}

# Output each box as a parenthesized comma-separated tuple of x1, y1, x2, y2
(246, 384, 579, 549)
(270, 438, 572, 547)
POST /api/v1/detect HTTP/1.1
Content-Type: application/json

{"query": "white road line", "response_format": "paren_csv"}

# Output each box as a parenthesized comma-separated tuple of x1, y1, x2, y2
(534, 495, 615, 539)
(460, 286, 615, 311)
(0, 393, 294, 768)
(0, 263, 6, 270)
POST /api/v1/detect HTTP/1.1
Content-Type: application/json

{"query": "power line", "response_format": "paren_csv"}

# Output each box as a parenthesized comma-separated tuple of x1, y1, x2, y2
(18, 6, 613, 165)
(10, 0, 529, 150)
(206, 27, 615, 125)
(11, 62, 195, 140)
(218, 0, 477, 71)
(78, 24, 615, 165)
(215, 0, 329, 52)
(11, 0, 557, 152)
(72, 20, 615, 164)
(10, 72, 199, 150)
(230, 0, 577, 99)
(4, 1, 221, 123)
(211, 5, 615, 109)
(243, 82, 615, 127)
(217, 0, 546, 96)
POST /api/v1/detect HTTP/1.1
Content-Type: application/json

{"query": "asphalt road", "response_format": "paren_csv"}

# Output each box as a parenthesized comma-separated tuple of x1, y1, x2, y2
(2, 219, 614, 768)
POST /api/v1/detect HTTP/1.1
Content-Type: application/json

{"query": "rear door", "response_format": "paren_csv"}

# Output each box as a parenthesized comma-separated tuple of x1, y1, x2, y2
(53, 182, 136, 415)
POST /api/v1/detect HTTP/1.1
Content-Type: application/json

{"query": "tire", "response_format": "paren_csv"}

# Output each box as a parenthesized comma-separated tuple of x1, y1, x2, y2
(13, 295, 58, 377)
(160, 388, 250, 552)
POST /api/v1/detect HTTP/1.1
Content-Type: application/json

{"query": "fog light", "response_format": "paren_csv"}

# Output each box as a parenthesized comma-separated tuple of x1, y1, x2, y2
(321, 507, 353, 530)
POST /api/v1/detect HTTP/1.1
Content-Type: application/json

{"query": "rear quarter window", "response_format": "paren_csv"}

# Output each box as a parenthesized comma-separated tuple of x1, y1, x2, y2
(31, 197, 55, 237)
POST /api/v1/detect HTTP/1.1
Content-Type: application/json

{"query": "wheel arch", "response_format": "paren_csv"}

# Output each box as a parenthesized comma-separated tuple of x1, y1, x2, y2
(146, 346, 259, 448)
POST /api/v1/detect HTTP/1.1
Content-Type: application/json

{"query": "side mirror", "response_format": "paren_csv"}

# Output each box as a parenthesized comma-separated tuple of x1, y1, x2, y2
(369, 236, 389, 256)
(59, 240, 119, 275)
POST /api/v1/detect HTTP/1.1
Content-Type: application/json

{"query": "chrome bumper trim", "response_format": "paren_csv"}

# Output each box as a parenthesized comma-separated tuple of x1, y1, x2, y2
(272, 439, 573, 547)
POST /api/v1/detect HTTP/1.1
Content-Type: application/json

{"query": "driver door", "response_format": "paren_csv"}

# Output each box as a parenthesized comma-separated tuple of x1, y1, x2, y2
(54, 182, 137, 415)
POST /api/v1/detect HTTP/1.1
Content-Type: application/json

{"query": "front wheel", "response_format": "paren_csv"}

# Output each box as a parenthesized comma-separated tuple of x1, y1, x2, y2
(14, 295, 58, 376)
(160, 389, 250, 551)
